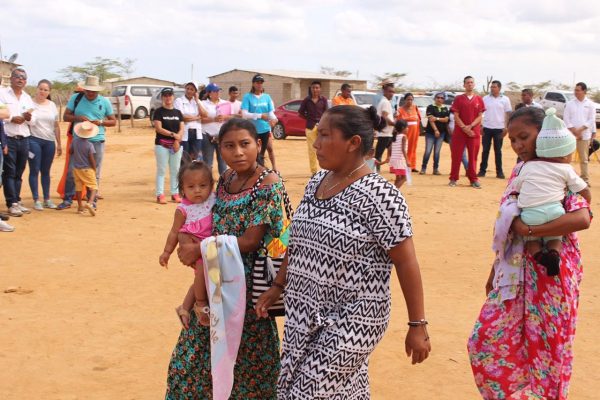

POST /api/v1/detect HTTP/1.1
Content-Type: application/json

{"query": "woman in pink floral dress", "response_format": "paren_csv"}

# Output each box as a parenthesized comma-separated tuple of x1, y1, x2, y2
(467, 107, 592, 400)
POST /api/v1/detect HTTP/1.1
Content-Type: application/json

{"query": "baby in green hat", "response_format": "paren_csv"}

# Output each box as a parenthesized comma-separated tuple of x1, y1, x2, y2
(512, 108, 591, 275)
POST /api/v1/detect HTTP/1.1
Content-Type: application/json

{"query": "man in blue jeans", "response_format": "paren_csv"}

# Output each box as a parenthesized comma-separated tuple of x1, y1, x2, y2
(0, 68, 36, 217)
(57, 76, 116, 210)
(478, 80, 512, 179)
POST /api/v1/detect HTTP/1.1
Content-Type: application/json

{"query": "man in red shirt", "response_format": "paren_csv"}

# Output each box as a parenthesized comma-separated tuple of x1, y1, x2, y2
(449, 76, 485, 188)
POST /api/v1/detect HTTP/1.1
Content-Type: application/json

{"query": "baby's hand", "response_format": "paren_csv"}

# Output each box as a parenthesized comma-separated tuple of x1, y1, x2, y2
(159, 251, 170, 268)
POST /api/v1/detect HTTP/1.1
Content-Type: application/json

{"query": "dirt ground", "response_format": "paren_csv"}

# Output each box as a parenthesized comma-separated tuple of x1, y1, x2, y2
(1, 120, 598, 399)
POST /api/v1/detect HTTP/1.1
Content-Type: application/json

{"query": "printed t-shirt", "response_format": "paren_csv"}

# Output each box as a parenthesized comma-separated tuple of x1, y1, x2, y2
(153, 107, 184, 147)
(241, 93, 274, 134)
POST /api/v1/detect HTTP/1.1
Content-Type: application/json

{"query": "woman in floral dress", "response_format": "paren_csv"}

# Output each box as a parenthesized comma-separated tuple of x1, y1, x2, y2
(467, 107, 592, 399)
(166, 118, 284, 399)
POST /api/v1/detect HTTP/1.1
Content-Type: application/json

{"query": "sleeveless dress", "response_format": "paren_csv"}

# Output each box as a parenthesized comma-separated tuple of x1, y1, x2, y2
(177, 193, 215, 240)
(166, 176, 284, 399)
(389, 133, 408, 176)
(279, 171, 413, 399)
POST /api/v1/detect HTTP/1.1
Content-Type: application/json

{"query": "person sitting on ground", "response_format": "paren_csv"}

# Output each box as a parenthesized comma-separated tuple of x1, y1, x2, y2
(70, 122, 99, 216)
(512, 108, 591, 275)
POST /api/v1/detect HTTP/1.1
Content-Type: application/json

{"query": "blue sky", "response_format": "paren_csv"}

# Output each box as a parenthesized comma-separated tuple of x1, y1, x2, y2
(3, 0, 600, 90)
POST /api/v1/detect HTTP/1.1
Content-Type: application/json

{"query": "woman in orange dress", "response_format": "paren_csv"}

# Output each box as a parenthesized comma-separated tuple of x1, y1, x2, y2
(396, 93, 421, 171)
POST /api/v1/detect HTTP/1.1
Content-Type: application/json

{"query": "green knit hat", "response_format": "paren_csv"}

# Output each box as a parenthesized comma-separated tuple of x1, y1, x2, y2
(536, 108, 576, 158)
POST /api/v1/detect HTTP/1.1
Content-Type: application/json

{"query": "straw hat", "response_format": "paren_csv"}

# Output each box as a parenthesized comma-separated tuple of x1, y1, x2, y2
(74, 121, 99, 139)
(78, 76, 104, 92)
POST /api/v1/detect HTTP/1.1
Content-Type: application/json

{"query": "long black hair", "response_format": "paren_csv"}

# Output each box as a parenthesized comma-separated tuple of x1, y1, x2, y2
(508, 106, 545, 132)
(392, 119, 408, 142)
(218, 117, 258, 142)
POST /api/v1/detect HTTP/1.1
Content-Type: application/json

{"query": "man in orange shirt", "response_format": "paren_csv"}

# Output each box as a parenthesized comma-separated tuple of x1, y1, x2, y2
(332, 83, 355, 106)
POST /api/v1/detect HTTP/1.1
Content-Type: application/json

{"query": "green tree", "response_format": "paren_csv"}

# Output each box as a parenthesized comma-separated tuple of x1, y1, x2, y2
(58, 57, 136, 83)
(320, 66, 352, 77)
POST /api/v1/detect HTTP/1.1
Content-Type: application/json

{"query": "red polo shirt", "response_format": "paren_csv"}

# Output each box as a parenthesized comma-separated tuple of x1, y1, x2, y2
(451, 94, 485, 136)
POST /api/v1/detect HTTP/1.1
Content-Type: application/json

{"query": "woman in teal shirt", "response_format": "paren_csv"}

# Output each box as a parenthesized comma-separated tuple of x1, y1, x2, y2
(241, 74, 277, 165)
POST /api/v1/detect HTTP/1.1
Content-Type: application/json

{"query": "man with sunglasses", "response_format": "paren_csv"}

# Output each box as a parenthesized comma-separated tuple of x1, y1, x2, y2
(0, 68, 36, 217)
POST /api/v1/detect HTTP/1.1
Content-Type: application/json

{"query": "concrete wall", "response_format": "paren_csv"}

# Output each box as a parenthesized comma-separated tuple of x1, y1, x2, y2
(210, 71, 367, 107)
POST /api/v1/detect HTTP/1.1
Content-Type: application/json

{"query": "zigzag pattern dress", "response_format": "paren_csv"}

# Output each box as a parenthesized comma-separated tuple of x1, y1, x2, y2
(279, 171, 413, 399)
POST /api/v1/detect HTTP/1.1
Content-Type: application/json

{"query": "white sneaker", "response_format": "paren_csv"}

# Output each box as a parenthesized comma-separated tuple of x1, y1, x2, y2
(17, 202, 31, 214)
(0, 220, 14, 232)
(8, 203, 23, 217)
(33, 201, 44, 211)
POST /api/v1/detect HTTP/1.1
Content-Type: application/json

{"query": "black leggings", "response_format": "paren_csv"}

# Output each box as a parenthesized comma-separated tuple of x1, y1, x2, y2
(257, 131, 270, 166)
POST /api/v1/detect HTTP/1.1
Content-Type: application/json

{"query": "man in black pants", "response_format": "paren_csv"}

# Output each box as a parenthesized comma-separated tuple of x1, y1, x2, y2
(374, 82, 396, 171)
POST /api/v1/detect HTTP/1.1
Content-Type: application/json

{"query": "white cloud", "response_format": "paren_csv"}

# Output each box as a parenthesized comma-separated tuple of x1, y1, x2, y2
(2, 0, 600, 90)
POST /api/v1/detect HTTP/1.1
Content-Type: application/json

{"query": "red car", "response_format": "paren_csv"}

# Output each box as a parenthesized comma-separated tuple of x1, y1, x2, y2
(273, 100, 306, 139)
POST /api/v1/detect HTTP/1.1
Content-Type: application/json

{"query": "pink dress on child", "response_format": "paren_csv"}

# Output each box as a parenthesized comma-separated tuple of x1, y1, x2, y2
(178, 192, 215, 240)
(389, 133, 408, 176)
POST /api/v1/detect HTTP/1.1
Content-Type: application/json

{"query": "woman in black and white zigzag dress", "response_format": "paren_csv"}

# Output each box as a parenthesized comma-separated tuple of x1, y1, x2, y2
(256, 105, 431, 399)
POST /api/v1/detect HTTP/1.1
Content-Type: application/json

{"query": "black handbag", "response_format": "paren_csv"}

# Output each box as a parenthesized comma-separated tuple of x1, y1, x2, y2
(249, 169, 293, 317)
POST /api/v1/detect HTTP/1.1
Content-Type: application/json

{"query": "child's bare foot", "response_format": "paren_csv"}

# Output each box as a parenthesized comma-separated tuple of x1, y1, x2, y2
(194, 300, 210, 326)
(77, 207, 85, 214)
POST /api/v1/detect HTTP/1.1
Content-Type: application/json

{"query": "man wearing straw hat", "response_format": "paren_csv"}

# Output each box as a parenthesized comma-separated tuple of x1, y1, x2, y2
(71, 121, 99, 216)
(57, 76, 115, 210)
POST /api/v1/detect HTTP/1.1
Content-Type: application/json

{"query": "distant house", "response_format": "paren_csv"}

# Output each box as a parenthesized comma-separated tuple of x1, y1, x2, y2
(103, 76, 179, 93)
(0, 60, 22, 87)
(208, 69, 368, 107)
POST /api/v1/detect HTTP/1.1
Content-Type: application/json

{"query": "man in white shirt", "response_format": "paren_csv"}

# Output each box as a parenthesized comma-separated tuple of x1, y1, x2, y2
(227, 86, 242, 116)
(0, 68, 36, 216)
(563, 82, 596, 184)
(374, 83, 395, 171)
(478, 80, 512, 179)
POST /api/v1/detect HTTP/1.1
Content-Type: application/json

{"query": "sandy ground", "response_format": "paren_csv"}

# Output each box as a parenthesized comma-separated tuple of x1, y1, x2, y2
(1, 120, 598, 400)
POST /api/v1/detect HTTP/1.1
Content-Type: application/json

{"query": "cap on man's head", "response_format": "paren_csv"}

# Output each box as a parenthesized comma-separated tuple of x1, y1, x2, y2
(205, 83, 221, 92)
(252, 74, 265, 83)
(160, 87, 174, 96)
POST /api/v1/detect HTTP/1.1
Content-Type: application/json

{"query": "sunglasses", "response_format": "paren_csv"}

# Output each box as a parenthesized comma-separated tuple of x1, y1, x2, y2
(12, 74, 27, 80)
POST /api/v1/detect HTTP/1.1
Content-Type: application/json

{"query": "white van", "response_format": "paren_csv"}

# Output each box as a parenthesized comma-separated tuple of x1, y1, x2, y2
(111, 84, 165, 119)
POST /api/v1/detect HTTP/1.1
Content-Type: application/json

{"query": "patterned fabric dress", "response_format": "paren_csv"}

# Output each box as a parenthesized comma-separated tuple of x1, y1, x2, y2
(279, 171, 413, 399)
(166, 175, 284, 399)
(467, 163, 592, 400)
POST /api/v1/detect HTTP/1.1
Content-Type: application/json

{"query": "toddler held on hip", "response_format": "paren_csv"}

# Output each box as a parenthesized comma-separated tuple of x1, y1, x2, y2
(159, 159, 216, 327)
(513, 108, 591, 276)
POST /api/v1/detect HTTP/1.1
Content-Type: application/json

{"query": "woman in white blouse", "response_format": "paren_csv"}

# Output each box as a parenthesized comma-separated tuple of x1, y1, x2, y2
(28, 79, 62, 210)
(200, 83, 230, 175)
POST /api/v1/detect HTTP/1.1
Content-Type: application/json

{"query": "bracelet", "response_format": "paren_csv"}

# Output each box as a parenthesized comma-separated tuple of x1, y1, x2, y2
(408, 319, 428, 327)
(528, 225, 533, 236)
(272, 282, 285, 290)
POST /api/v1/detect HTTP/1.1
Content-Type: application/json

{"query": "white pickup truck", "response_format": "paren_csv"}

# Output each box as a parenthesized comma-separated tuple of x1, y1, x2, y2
(539, 90, 600, 128)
